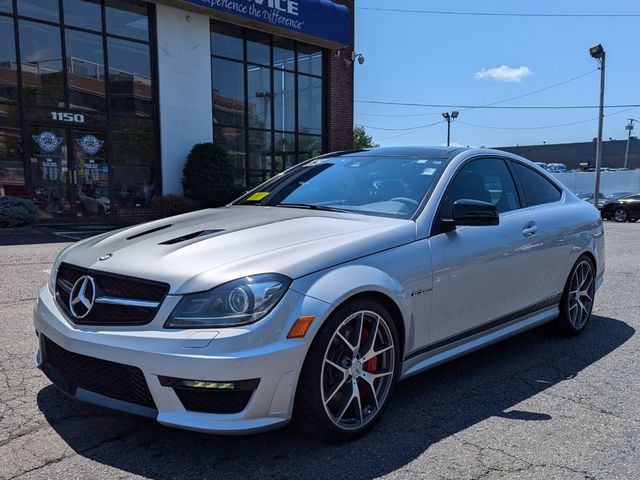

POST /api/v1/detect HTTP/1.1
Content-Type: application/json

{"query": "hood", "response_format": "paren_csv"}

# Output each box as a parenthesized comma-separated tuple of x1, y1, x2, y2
(59, 206, 415, 294)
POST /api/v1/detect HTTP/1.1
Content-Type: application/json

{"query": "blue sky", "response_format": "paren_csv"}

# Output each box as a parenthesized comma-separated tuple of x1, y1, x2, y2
(354, 0, 640, 148)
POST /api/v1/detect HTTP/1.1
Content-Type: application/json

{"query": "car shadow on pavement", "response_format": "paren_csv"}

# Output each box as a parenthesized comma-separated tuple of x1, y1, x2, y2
(37, 315, 634, 480)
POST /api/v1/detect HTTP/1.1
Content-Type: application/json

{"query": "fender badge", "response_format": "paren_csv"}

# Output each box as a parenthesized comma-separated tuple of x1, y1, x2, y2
(98, 254, 113, 261)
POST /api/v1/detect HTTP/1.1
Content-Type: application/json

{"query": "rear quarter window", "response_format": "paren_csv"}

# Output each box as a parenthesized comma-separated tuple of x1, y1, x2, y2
(512, 162, 562, 206)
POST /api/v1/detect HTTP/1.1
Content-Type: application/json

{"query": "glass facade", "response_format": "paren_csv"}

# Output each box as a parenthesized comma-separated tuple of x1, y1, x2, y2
(0, 0, 158, 220)
(0, 2, 334, 223)
(211, 21, 324, 186)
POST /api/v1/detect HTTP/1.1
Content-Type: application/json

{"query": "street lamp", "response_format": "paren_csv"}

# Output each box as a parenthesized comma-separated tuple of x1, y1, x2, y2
(624, 118, 636, 169)
(442, 111, 459, 147)
(590, 43, 605, 209)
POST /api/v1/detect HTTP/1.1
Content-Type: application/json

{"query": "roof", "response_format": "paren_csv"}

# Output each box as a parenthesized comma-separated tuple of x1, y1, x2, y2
(340, 146, 468, 159)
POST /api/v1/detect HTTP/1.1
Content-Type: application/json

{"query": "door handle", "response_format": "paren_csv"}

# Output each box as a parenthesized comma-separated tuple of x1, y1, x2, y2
(522, 222, 538, 237)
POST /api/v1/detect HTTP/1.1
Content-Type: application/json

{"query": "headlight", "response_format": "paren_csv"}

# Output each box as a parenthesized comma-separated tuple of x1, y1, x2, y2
(165, 274, 291, 328)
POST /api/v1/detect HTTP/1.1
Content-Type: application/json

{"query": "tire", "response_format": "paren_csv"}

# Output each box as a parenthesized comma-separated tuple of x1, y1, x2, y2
(293, 298, 401, 441)
(613, 207, 628, 222)
(554, 255, 596, 335)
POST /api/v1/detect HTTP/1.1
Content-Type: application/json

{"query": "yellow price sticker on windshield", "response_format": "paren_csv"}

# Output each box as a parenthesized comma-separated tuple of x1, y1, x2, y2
(247, 192, 270, 202)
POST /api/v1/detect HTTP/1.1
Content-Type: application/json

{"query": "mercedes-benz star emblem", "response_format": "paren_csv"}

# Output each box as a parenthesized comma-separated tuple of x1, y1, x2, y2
(69, 275, 96, 319)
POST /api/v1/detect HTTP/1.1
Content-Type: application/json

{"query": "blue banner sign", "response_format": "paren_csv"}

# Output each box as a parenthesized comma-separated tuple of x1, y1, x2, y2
(181, 0, 351, 46)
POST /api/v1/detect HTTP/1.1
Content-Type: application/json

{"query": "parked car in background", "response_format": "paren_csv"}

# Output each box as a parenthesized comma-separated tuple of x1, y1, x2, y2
(34, 147, 605, 440)
(606, 192, 632, 200)
(577, 192, 606, 209)
(601, 193, 640, 222)
(546, 163, 567, 173)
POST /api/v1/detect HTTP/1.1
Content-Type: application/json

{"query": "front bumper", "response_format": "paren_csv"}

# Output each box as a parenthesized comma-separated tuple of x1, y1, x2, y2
(33, 285, 331, 434)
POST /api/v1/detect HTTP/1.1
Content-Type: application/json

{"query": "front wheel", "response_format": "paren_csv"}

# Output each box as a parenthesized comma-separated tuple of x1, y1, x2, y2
(293, 298, 400, 441)
(555, 255, 596, 335)
(613, 207, 628, 222)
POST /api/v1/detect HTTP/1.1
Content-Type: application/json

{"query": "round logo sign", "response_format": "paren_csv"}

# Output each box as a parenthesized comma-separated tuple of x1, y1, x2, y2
(32, 131, 63, 153)
(76, 135, 104, 155)
(69, 275, 97, 319)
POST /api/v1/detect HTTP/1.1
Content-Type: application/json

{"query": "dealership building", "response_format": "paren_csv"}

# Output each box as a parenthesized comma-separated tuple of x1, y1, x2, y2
(0, 0, 354, 223)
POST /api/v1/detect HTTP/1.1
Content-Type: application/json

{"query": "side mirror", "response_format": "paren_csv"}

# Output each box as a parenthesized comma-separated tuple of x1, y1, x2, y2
(450, 199, 499, 227)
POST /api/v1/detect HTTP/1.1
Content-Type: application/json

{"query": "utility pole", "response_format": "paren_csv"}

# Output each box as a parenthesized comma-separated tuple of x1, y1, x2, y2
(624, 118, 636, 169)
(590, 44, 605, 209)
(442, 111, 459, 147)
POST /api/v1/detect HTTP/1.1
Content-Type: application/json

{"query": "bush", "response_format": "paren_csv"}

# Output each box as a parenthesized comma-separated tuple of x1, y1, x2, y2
(148, 195, 200, 217)
(182, 143, 242, 207)
(0, 196, 39, 227)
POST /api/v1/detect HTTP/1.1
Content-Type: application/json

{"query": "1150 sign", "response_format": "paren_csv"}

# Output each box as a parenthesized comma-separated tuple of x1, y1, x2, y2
(50, 112, 85, 123)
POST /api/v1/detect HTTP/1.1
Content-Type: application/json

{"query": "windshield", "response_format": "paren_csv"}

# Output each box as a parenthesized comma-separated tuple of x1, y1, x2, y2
(234, 155, 448, 219)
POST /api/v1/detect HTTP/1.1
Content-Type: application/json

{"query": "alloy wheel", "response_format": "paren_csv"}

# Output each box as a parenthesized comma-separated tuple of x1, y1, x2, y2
(320, 310, 395, 431)
(614, 208, 628, 222)
(568, 260, 595, 330)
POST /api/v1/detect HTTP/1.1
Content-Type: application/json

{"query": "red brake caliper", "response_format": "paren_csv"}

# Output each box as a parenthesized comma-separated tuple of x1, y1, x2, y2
(359, 327, 378, 398)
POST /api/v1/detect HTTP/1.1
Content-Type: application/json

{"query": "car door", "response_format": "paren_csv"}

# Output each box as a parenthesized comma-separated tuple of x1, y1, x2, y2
(508, 161, 570, 302)
(628, 195, 640, 218)
(427, 157, 547, 345)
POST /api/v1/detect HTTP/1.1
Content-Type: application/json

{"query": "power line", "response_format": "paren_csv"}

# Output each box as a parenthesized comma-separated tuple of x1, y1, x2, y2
(455, 107, 638, 131)
(356, 124, 432, 131)
(358, 107, 638, 138)
(376, 121, 444, 142)
(355, 100, 640, 110)
(357, 7, 640, 18)
(355, 69, 598, 118)
(474, 69, 598, 108)
(356, 111, 443, 118)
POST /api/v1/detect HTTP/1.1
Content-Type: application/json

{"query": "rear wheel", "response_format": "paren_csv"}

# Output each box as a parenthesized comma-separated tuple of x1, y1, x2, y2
(555, 255, 596, 335)
(293, 298, 400, 441)
(613, 207, 628, 222)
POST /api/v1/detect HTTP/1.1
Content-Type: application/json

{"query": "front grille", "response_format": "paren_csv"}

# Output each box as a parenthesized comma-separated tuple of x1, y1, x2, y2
(173, 389, 254, 414)
(55, 263, 169, 326)
(42, 336, 155, 409)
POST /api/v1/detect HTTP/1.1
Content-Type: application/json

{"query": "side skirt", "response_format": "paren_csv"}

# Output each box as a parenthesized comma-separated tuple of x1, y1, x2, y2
(400, 303, 560, 380)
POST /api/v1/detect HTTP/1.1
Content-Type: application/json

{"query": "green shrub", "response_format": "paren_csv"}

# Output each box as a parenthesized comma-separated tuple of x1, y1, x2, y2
(182, 143, 241, 207)
(0, 196, 39, 227)
(148, 195, 201, 217)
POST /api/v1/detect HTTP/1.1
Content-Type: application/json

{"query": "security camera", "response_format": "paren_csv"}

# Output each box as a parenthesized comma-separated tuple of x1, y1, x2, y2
(356, 54, 365, 65)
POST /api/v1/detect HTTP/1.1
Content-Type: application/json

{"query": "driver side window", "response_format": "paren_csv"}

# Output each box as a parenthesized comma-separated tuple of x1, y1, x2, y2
(441, 158, 521, 218)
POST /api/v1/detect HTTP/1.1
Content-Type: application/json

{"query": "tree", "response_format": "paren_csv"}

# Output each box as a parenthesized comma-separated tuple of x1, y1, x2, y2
(353, 126, 379, 149)
(182, 143, 241, 207)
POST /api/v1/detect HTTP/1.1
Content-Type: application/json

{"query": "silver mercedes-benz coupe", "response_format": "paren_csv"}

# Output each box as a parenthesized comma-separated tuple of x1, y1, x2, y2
(34, 147, 605, 440)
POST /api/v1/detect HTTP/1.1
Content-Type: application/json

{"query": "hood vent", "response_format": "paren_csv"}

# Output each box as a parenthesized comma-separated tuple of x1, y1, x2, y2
(159, 229, 225, 245)
(126, 224, 173, 241)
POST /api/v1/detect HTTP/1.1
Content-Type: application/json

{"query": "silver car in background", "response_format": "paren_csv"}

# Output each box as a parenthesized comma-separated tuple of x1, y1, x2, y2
(34, 147, 605, 440)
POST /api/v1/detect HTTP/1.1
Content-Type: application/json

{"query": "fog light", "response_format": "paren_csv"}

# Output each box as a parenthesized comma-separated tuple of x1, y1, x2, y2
(159, 376, 259, 391)
(184, 381, 234, 390)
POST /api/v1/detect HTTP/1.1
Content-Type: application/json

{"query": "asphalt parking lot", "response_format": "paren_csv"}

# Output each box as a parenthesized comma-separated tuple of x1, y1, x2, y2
(0, 222, 638, 480)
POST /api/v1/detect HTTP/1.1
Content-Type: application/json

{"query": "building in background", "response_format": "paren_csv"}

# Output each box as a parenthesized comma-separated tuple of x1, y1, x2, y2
(497, 138, 640, 171)
(0, 0, 354, 223)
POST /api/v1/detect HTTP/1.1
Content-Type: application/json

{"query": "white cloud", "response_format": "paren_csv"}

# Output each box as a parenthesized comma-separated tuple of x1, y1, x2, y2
(475, 65, 532, 83)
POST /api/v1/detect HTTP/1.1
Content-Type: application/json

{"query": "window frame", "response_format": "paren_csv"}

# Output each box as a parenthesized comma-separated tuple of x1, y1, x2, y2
(508, 159, 565, 209)
(430, 156, 525, 237)
(210, 20, 325, 187)
(0, 0, 162, 215)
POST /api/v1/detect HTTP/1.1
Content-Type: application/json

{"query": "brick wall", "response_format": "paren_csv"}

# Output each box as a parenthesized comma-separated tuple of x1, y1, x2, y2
(326, 0, 355, 153)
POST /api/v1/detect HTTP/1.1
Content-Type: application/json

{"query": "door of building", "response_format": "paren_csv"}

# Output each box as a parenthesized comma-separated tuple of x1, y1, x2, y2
(27, 125, 110, 222)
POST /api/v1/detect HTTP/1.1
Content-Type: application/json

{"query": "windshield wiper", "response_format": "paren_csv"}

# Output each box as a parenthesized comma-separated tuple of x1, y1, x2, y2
(275, 203, 350, 213)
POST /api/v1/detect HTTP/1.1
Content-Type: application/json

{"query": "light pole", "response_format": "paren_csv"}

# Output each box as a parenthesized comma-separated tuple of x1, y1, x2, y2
(624, 118, 636, 169)
(442, 111, 459, 147)
(590, 44, 605, 209)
